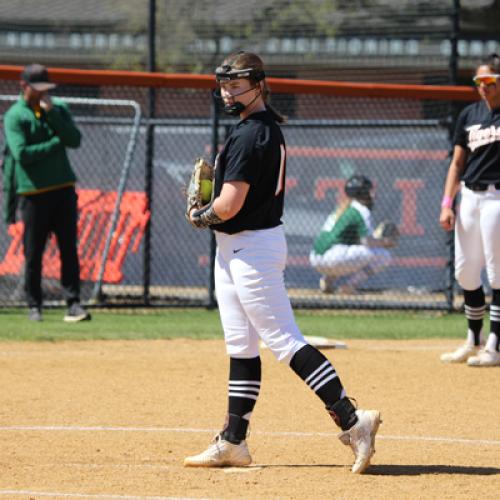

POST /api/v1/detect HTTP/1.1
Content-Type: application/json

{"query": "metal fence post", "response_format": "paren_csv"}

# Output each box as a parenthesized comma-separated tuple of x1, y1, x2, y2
(143, 0, 156, 305)
(445, 0, 461, 311)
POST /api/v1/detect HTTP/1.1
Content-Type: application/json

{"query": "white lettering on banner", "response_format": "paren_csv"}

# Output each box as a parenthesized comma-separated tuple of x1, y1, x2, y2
(467, 124, 500, 152)
(275, 144, 286, 196)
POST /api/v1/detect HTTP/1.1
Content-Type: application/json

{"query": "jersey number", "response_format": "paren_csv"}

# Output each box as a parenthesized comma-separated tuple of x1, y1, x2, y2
(275, 144, 286, 196)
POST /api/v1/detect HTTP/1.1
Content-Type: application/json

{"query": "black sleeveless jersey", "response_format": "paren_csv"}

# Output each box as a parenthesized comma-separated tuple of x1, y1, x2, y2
(453, 100, 500, 184)
(211, 110, 286, 235)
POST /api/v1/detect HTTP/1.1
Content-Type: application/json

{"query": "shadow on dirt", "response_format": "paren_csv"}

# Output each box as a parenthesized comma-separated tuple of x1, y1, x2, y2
(253, 464, 500, 476)
(365, 464, 500, 476)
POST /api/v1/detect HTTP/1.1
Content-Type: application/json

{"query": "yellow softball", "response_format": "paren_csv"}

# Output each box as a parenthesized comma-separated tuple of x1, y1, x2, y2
(200, 179, 213, 204)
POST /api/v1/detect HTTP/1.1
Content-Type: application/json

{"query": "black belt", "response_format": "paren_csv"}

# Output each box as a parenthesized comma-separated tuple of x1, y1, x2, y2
(464, 182, 500, 192)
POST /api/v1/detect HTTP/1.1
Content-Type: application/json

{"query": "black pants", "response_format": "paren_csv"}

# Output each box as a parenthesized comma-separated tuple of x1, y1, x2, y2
(21, 186, 80, 308)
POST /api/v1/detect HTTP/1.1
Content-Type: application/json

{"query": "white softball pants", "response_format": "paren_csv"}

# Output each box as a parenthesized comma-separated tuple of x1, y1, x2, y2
(214, 225, 307, 364)
(455, 183, 500, 290)
(309, 244, 392, 278)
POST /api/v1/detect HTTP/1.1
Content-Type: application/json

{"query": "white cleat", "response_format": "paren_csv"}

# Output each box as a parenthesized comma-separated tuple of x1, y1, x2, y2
(440, 343, 481, 364)
(467, 349, 500, 367)
(184, 434, 252, 467)
(338, 409, 381, 474)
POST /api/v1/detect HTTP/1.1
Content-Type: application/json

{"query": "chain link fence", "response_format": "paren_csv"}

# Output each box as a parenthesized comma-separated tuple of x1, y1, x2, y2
(0, 73, 476, 309)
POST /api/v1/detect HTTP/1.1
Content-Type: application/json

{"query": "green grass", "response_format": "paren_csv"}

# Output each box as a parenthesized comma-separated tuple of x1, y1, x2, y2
(0, 308, 465, 342)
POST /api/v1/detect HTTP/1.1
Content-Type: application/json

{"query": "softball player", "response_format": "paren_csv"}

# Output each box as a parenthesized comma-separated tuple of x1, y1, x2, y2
(309, 175, 394, 294)
(440, 53, 500, 367)
(185, 51, 380, 473)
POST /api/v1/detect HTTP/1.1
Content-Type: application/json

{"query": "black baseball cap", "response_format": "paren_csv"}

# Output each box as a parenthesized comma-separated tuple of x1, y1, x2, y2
(21, 64, 56, 91)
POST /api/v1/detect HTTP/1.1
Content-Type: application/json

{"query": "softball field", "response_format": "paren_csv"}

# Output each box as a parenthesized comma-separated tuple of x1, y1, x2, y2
(0, 338, 498, 499)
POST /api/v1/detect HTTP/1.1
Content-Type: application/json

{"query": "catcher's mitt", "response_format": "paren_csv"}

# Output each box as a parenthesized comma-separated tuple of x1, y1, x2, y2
(185, 157, 214, 217)
(373, 220, 400, 244)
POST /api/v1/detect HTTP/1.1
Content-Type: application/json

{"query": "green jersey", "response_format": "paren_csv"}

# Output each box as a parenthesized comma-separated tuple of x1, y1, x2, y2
(313, 200, 371, 255)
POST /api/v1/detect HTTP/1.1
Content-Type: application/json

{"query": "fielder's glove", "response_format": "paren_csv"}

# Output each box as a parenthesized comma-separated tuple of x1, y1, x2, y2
(373, 220, 400, 246)
(185, 157, 214, 220)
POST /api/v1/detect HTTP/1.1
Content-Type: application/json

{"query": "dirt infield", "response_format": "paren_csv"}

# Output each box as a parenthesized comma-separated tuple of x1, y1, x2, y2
(0, 338, 498, 499)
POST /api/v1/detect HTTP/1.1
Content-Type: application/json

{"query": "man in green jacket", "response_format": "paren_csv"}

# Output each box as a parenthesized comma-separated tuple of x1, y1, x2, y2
(3, 64, 90, 322)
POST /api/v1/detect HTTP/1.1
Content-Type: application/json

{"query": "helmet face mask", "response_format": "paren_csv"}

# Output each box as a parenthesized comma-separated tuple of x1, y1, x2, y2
(215, 64, 265, 83)
(215, 65, 265, 117)
(214, 54, 266, 116)
(216, 80, 257, 116)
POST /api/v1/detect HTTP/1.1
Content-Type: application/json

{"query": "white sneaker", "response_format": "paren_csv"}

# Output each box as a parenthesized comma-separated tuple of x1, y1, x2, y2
(440, 343, 480, 363)
(184, 434, 252, 467)
(467, 349, 500, 367)
(337, 409, 381, 474)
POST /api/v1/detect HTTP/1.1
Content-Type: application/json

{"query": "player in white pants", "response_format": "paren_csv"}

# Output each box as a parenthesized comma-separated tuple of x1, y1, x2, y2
(309, 175, 394, 294)
(184, 51, 381, 473)
(440, 53, 500, 367)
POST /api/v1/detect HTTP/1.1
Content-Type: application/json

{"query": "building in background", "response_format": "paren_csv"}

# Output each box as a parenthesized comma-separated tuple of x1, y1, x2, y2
(0, 0, 499, 85)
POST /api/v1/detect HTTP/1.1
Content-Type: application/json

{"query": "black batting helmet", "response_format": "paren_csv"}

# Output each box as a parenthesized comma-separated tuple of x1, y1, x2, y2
(344, 175, 373, 198)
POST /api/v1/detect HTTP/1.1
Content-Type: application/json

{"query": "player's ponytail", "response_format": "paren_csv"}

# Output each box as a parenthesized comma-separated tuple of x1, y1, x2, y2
(262, 81, 287, 124)
(334, 199, 351, 220)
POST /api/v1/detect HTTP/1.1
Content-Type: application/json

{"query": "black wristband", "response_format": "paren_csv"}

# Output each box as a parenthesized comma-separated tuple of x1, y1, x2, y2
(191, 203, 224, 228)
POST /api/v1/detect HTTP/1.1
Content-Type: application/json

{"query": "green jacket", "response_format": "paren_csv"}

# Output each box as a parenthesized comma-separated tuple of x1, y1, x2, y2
(2, 95, 81, 223)
(312, 201, 371, 255)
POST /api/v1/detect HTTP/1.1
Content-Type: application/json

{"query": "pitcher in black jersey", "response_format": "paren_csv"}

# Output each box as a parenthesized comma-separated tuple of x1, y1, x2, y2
(185, 52, 381, 473)
(440, 53, 500, 367)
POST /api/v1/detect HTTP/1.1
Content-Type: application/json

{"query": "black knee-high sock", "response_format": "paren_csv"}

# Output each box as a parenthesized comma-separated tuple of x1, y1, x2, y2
(489, 289, 500, 351)
(463, 287, 485, 345)
(290, 344, 357, 430)
(221, 356, 261, 444)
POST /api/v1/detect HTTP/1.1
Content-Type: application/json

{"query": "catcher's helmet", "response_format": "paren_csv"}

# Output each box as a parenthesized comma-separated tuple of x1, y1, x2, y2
(344, 175, 373, 198)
